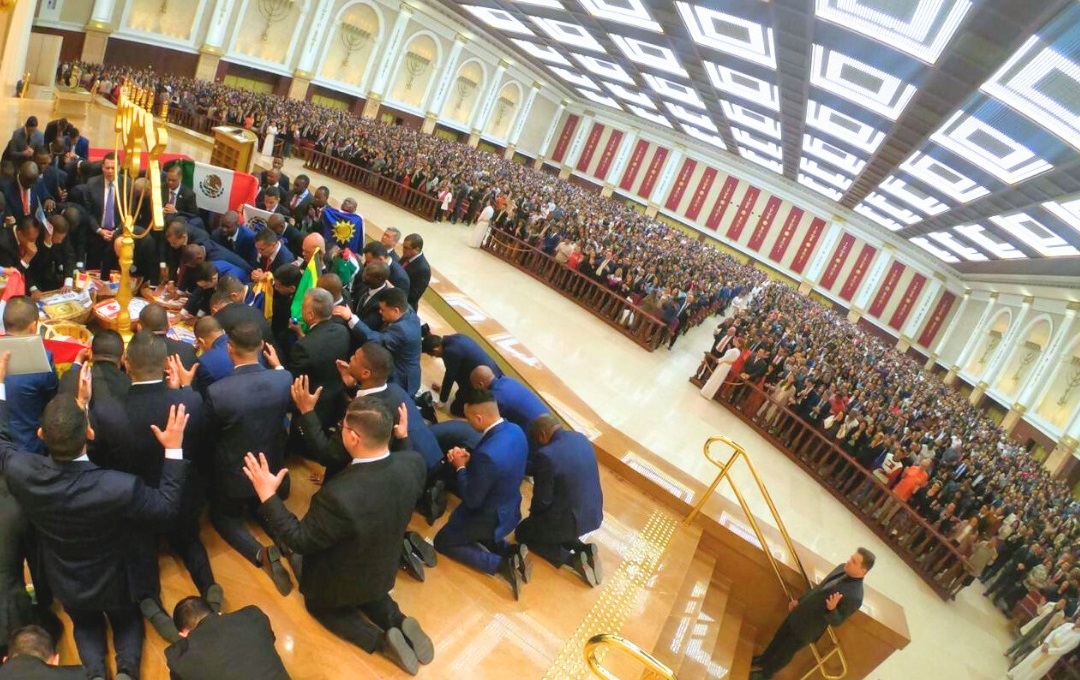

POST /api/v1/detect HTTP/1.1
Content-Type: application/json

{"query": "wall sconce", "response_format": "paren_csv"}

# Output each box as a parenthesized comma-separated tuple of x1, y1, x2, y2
(1010, 341, 1040, 382)
(494, 96, 515, 125)
(1057, 356, 1080, 406)
(404, 51, 431, 90)
(978, 330, 1002, 365)
(258, 0, 293, 43)
(339, 22, 371, 68)
(455, 76, 477, 108)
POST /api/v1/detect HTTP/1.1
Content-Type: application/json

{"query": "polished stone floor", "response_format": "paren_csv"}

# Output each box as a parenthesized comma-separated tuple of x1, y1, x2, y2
(3, 97, 1014, 679)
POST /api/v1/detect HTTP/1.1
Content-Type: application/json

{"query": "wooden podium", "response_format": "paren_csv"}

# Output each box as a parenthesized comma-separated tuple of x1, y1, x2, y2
(210, 126, 258, 173)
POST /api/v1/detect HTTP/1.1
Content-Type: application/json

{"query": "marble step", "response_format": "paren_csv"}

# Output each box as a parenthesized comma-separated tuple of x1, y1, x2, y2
(650, 550, 718, 670)
(675, 579, 734, 680)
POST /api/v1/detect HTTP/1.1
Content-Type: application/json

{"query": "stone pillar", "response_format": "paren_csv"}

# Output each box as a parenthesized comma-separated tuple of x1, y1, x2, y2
(506, 81, 541, 148)
(288, 72, 311, 100)
(930, 288, 973, 366)
(466, 132, 480, 148)
(644, 203, 659, 218)
(896, 336, 912, 353)
(851, 245, 893, 313)
(535, 99, 568, 164)
(502, 144, 516, 160)
(362, 93, 383, 119)
(421, 113, 437, 134)
(365, 3, 415, 114)
(798, 280, 813, 295)
(924, 353, 938, 371)
(203, 0, 237, 51)
(81, 28, 112, 63)
(195, 50, 222, 81)
(951, 292, 1000, 381)
(424, 33, 467, 123)
(980, 296, 1034, 391)
(1014, 302, 1080, 415)
(0, 0, 36, 96)
(1001, 405, 1025, 434)
(1043, 436, 1077, 478)
(969, 381, 988, 405)
(600, 184, 614, 198)
(649, 146, 685, 207)
(295, 0, 335, 75)
(847, 308, 861, 324)
(470, 59, 509, 136)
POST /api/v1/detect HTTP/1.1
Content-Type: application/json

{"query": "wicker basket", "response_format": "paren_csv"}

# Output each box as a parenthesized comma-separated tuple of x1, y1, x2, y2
(42, 321, 94, 345)
(39, 288, 96, 325)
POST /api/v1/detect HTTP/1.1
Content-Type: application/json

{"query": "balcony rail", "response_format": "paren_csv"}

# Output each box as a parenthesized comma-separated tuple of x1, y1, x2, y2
(303, 150, 439, 221)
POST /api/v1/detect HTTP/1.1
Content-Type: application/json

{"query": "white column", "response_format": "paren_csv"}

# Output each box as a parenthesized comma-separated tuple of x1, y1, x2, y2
(203, 0, 238, 49)
(367, 3, 414, 98)
(295, 0, 336, 74)
(471, 59, 509, 133)
(650, 146, 685, 205)
(1019, 305, 1080, 408)
(852, 249, 893, 311)
(425, 34, 467, 117)
(605, 127, 639, 185)
(901, 276, 943, 340)
(0, 0, 36, 95)
(981, 297, 1034, 387)
(953, 293, 1000, 371)
(561, 112, 592, 168)
(931, 289, 972, 359)
(506, 82, 541, 146)
(537, 100, 568, 160)
(89, 0, 117, 26)
(806, 221, 842, 284)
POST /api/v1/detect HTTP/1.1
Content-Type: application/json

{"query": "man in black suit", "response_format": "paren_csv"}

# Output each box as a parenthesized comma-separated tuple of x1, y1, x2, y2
(252, 228, 294, 283)
(58, 330, 130, 398)
(162, 164, 199, 217)
(400, 233, 431, 313)
(210, 282, 277, 351)
(138, 303, 198, 370)
(750, 549, 873, 680)
(346, 261, 391, 331)
(362, 242, 410, 296)
(284, 174, 312, 224)
(0, 625, 85, 679)
(80, 152, 121, 271)
(245, 397, 435, 674)
(205, 322, 295, 595)
(165, 597, 289, 679)
(0, 357, 190, 680)
(211, 210, 256, 267)
(287, 288, 350, 436)
(266, 213, 302, 257)
(42, 118, 67, 148)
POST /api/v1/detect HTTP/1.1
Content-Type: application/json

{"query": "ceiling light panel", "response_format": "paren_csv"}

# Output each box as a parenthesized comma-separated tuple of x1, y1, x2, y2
(930, 110, 1053, 184)
(579, 0, 663, 32)
(1042, 197, 1080, 237)
(989, 213, 1080, 257)
(685, 125, 727, 150)
(610, 35, 688, 77)
(927, 231, 988, 261)
(549, 66, 600, 90)
(578, 87, 622, 110)
(572, 53, 635, 84)
(879, 176, 949, 216)
(802, 134, 868, 173)
(910, 236, 961, 263)
(642, 74, 705, 109)
(900, 151, 989, 202)
(665, 102, 717, 131)
(855, 203, 906, 231)
(512, 0, 563, 7)
(953, 224, 1026, 259)
(800, 158, 853, 189)
(629, 104, 673, 128)
(815, 0, 973, 64)
(810, 45, 918, 119)
(799, 173, 845, 201)
(511, 39, 572, 65)
(531, 17, 606, 52)
(465, 6, 534, 34)
(603, 82, 656, 108)
(675, 2, 777, 69)
(739, 148, 785, 174)
(733, 128, 783, 159)
(805, 100, 885, 152)
(721, 101, 781, 138)
(705, 62, 779, 110)
(862, 192, 922, 225)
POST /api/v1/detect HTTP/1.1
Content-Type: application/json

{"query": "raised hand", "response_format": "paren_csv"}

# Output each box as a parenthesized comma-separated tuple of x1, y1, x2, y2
(262, 341, 281, 369)
(335, 359, 356, 388)
(290, 375, 322, 414)
(242, 451, 288, 502)
(393, 402, 408, 440)
(75, 362, 93, 410)
(151, 404, 189, 450)
(166, 355, 198, 389)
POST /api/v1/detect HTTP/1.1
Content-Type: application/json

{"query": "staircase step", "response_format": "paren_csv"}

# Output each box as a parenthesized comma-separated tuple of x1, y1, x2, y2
(675, 578, 732, 679)
(650, 550, 717, 669)
(728, 632, 757, 680)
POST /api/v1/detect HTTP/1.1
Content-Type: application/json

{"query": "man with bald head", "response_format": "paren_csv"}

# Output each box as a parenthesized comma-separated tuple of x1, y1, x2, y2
(266, 212, 302, 256)
(138, 303, 197, 370)
(211, 210, 256, 266)
(301, 232, 327, 273)
(470, 366, 549, 440)
(0, 160, 46, 223)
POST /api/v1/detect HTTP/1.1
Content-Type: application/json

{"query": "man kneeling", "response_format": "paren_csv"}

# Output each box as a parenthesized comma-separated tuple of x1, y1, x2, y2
(166, 597, 289, 679)
(244, 397, 434, 674)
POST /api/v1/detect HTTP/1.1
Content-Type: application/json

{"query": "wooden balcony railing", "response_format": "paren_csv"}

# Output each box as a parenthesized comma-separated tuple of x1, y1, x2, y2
(691, 363, 972, 601)
(303, 150, 439, 221)
(481, 230, 670, 351)
(165, 108, 217, 136)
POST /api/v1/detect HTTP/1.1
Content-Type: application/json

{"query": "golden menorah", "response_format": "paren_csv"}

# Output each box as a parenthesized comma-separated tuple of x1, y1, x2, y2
(112, 80, 170, 339)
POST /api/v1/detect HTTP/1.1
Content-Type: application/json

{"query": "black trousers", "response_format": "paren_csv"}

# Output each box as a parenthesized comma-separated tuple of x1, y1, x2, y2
(211, 475, 291, 565)
(308, 593, 404, 653)
(69, 607, 144, 679)
(756, 618, 810, 678)
(515, 516, 585, 568)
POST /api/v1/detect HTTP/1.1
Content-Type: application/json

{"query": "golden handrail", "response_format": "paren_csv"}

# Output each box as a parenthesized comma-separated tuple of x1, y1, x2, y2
(583, 633, 677, 680)
(684, 436, 848, 680)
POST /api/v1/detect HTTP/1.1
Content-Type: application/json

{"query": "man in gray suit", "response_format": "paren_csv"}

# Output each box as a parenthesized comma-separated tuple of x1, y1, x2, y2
(4, 117, 43, 163)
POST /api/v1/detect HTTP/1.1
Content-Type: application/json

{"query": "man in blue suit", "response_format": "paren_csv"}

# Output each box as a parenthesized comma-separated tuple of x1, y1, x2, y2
(422, 333, 503, 416)
(0, 297, 57, 455)
(0, 161, 49, 222)
(433, 389, 531, 599)
(471, 366, 549, 437)
(193, 316, 233, 395)
(336, 288, 421, 397)
(210, 211, 256, 268)
(516, 415, 605, 587)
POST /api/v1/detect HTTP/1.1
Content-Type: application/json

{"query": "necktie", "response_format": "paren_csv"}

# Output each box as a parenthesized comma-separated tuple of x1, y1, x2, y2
(103, 183, 115, 230)
(21, 187, 29, 216)
(291, 194, 300, 209)
(170, 190, 177, 207)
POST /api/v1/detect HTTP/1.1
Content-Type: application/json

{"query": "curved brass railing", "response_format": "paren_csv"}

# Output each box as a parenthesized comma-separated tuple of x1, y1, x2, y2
(683, 436, 848, 680)
(583, 633, 677, 680)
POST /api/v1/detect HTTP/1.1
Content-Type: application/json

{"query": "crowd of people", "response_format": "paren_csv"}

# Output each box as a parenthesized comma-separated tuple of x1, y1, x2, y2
(0, 98, 606, 678)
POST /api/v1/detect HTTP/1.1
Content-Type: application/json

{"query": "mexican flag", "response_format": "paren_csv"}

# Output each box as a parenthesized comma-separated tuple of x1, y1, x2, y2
(291, 248, 321, 332)
(179, 160, 259, 214)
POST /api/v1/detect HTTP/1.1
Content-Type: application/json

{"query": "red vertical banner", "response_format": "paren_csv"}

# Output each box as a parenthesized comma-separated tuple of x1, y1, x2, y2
(747, 196, 782, 251)
(867, 260, 903, 315)
(638, 147, 669, 199)
(576, 123, 604, 172)
(918, 290, 956, 347)
(769, 207, 804, 263)
(619, 140, 649, 191)
(726, 186, 761, 240)
(685, 167, 717, 221)
(551, 114, 579, 163)
(664, 159, 697, 211)
(705, 176, 739, 230)
(790, 217, 826, 274)
(840, 244, 879, 301)
(594, 130, 623, 181)
(889, 273, 926, 329)
(820, 233, 855, 289)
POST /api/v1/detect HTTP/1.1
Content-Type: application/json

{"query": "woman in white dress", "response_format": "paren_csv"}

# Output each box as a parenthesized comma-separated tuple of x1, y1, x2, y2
(700, 339, 743, 400)
(468, 200, 494, 249)
(261, 122, 279, 157)
(1008, 619, 1080, 680)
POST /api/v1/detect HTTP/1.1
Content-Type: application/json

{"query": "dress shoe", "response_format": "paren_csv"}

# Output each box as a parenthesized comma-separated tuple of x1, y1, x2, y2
(514, 544, 533, 584)
(401, 616, 435, 665)
(406, 531, 438, 568)
(205, 583, 224, 614)
(259, 545, 293, 596)
(383, 627, 420, 675)
(581, 543, 603, 584)
(401, 539, 426, 582)
(140, 598, 180, 643)
(497, 553, 524, 601)
(423, 480, 447, 525)
(570, 551, 598, 587)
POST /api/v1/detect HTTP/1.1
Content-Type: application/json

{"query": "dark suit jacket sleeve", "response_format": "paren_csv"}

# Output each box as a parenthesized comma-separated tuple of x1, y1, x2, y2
(297, 410, 350, 469)
(125, 458, 188, 523)
(439, 353, 461, 403)
(825, 584, 861, 626)
(287, 340, 311, 376)
(530, 450, 555, 514)
(456, 453, 496, 510)
(259, 490, 350, 555)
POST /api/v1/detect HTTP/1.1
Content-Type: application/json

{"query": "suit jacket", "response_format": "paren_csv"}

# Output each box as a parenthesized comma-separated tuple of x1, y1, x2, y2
(164, 335, 199, 371)
(194, 335, 234, 396)
(256, 242, 294, 274)
(0, 470, 31, 647)
(438, 334, 502, 404)
(3, 357, 58, 455)
(211, 225, 257, 268)
(347, 308, 422, 396)
(448, 420, 528, 542)
(4, 128, 43, 159)
(401, 253, 431, 312)
(38, 167, 67, 203)
(259, 449, 425, 610)
(82, 175, 122, 233)
(0, 225, 36, 278)
(214, 301, 276, 351)
(0, 657, 85, 679)
(205, 364, 292, 498)
(288, 320, 350, 428)
(786, 565, 865, 643)
(0, 178, 48, 222)
(489, 376, 549, 433)
(284, 190, 312, 223)
(164, 606, 290, 680)
(348, 283, 388, 330)
(388, 260, 410, 297)
(0, 400, 187, 611)
(28, 238, 75, 292)
(58, 361, 130, 400)
(527, 429, 603, 537)
(162, 184, 199, 216)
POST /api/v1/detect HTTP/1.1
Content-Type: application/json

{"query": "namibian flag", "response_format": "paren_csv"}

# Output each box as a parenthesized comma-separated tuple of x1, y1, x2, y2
(291, 248, 321, 332)
(179, 160, 259, 214)
(321, 206, 364, 253)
